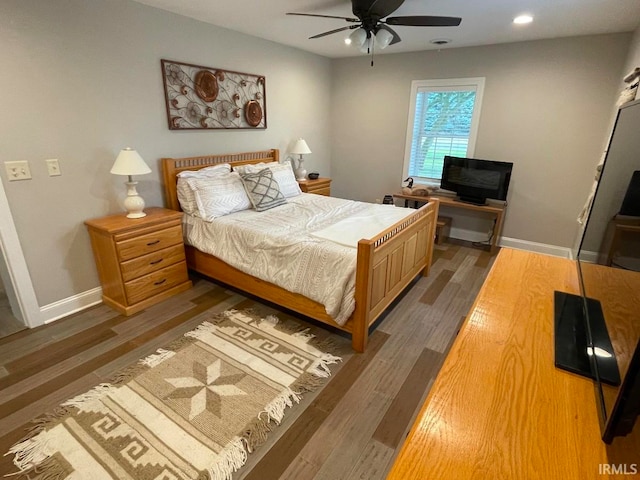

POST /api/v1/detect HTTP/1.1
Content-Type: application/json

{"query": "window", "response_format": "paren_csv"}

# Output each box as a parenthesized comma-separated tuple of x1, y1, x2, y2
(403, 77, 485, 183)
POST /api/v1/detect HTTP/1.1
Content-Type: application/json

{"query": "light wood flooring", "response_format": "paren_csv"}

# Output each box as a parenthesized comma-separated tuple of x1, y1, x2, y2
(0, 241, 497, 479)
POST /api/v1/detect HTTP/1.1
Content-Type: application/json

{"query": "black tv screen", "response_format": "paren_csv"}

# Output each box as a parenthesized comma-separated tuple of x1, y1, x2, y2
(441, 156, 513, 205)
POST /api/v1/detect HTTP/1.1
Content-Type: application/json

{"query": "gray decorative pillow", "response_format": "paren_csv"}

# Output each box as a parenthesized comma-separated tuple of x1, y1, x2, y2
(240, 168, 287, 212)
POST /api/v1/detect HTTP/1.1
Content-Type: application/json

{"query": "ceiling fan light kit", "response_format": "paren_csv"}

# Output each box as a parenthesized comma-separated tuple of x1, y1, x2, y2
(287, 0, 461, 64)
(375, 28, 394, 49)
(348, 27, 368, 47)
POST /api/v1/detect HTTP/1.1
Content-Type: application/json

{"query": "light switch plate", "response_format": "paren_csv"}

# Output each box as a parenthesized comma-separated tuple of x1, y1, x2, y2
(46, 158, 61, 176)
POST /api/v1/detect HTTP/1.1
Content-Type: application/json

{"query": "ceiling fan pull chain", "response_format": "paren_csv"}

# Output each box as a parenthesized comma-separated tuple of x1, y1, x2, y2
(370, 37, 375, 66)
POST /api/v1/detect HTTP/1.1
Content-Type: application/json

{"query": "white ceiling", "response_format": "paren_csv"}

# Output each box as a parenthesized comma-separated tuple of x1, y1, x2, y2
(132, 0, 640, 58)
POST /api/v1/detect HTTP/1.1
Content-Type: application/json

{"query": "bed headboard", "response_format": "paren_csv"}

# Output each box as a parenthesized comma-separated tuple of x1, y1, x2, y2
(161, 148, 280, 211)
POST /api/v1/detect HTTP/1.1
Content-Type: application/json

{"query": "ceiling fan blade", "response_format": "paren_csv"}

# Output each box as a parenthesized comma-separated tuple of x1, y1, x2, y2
(309, 25, 357, 39)
(351, 0, 404, 19)
(386, 15, 462, 27)
(366, 0, 405, 18)
(377, 24, 401, 45)
(286, 12, 359, 22)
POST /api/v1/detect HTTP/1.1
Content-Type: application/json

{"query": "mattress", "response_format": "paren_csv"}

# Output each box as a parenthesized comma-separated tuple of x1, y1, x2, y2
(182, 194, 413, 325)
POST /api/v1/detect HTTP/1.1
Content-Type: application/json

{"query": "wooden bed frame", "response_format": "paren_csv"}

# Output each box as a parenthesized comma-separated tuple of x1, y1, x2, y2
(162, 149, 438, 352)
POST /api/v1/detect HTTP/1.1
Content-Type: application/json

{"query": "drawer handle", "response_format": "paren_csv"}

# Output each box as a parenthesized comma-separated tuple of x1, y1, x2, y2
(154, 279, 167, 286)
(149, 259, 163, 265)
(146, 240, 161, 246)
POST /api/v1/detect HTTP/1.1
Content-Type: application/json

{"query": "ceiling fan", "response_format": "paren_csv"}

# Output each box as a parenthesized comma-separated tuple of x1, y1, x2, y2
(287, 0, 461, 58)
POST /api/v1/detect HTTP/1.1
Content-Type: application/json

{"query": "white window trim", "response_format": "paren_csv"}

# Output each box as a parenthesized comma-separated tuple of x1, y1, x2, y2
(402, 77, 486, 186)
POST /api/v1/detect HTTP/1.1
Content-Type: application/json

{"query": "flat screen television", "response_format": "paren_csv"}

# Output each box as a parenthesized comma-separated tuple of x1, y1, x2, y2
(440, 156, 513, 205)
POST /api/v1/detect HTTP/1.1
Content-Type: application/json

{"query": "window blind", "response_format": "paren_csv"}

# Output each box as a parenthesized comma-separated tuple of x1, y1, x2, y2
(407, 85, 478, 180)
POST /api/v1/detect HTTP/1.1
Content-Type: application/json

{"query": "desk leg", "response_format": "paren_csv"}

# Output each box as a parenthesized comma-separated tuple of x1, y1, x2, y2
(404, 200, 409, 208)
(492, 210, 505, 254)
(414, 201, 419, 209)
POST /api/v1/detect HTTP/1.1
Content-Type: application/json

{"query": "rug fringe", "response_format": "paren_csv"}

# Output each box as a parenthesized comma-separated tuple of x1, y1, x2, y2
(290, 372, 325, 394)
(241, 387, 301, 453)
(185, 320, 217, 340)
(5, 430, 53, 476)
(140, 348, 175, 368)
(61, 383, 117, 408)
(310, 353, 342, 378)
(206, 437, 247, 480)
(261, 387, 300, 424)
(4, 454, 67, 480)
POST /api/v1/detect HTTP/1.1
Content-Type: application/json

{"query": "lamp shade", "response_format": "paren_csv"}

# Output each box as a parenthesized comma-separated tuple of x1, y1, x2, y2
(375, 28, 393, 49)
(110, 148, 151, 176)
(290, 138, 312, 155)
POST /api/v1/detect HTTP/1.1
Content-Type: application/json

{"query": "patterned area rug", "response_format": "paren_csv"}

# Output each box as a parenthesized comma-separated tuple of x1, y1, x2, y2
(7, 310, 341, 479)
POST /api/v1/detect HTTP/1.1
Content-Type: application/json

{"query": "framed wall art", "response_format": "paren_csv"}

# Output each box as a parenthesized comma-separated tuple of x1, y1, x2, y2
(161, 59, 267, 130)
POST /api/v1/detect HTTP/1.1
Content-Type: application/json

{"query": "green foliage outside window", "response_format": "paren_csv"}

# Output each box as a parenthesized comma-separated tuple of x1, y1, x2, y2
(410, 90, 476, 179)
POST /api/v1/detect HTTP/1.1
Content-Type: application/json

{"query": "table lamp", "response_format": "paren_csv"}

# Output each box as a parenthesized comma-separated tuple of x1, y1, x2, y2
(290, 138, 311, 181)
(110, 148, 151, 218)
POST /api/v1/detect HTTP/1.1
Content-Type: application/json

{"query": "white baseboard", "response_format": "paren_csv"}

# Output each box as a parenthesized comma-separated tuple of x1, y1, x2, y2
(40, 287, 103, 324)
(576, 250, 599, 263)
(449, 226, 490, 244)
(498, 236, 572, 259)
(450, 227, 572, 258)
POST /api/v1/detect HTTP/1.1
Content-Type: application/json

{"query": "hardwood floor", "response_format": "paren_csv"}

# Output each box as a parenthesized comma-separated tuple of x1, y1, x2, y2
(0, 241, 497, 479)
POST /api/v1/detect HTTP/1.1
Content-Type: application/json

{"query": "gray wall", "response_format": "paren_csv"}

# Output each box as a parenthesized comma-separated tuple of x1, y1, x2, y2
(0, 0, 332, 306)
(330, 34, 630, 249)
(623, 26, 640, 75)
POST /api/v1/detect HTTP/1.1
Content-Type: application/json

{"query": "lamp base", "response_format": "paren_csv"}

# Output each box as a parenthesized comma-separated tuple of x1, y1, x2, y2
(124, 181, 146, 218)
(295, 157, 307, 181)
(126, 211, 147, 219)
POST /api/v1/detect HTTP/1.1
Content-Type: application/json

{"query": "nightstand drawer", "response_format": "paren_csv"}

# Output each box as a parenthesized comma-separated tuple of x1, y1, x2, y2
(298, 177, 331, 196)
(125, 262, 189, 305)
(310, 187, 330, 196)
(116, 225, 182, 261)
(121, 244, 186, 282)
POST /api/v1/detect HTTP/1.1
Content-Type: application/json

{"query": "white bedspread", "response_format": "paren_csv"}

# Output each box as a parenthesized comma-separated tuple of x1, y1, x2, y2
(183, 194, 413, 325)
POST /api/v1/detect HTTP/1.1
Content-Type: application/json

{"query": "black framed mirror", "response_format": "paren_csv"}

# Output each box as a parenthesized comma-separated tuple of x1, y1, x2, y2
(577, 98, 640, 443)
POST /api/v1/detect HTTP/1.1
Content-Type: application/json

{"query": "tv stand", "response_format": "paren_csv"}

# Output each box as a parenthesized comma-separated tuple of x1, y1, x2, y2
(553, 291, 620, 386)
(393, 193, 506, 253)
(455, 196, 488, 206)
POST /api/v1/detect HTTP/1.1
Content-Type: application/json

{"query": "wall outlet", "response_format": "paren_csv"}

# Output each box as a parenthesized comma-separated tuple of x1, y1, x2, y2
(46, 158, 61, 176)
(5, 161, 32, 181)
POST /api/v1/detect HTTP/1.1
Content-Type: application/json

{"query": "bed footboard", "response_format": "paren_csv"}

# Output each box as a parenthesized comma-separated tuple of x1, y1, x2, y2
(351, 200, 438, 352)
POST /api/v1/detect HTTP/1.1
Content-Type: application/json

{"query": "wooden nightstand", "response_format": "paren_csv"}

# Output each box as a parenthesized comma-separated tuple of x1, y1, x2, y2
(85, 207, 192, 316)
(298, 177, 331, 196)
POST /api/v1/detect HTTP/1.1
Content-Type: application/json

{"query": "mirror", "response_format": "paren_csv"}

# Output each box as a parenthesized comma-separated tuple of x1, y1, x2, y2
(577, 99, 640, 441)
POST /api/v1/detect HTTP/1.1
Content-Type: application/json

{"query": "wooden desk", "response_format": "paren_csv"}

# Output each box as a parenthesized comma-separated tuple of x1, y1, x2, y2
(386, 248, 640, 480)
(392, 193, 506, 253)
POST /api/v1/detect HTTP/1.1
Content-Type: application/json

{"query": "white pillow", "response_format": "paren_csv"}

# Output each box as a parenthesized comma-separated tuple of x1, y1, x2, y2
(234, 162, 302, 198)
(186, 172, 252, 221)
(176, 164, 232, 215)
